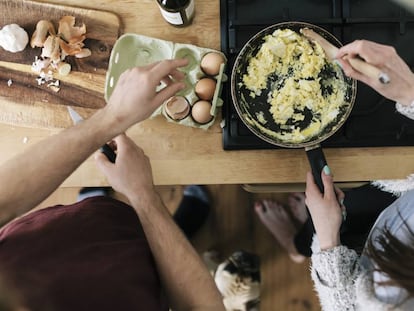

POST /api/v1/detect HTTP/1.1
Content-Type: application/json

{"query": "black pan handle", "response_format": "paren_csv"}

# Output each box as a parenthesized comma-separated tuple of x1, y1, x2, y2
(305, 144, 327, 193)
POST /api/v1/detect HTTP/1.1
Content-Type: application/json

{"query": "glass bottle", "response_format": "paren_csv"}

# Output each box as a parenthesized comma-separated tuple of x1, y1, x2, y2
(156, 0, 195, 27)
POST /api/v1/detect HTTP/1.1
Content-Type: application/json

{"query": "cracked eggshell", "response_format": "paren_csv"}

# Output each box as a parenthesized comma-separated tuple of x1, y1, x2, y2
(164, 96, 191, 120)
(0, 24, 29, 53)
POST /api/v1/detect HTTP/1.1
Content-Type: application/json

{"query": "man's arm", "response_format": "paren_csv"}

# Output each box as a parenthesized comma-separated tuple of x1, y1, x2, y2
(131, 191, 225, 311)
(0, 59, 187, 222)
(0, 109, 118, 221)
(95, 135, 225, 311)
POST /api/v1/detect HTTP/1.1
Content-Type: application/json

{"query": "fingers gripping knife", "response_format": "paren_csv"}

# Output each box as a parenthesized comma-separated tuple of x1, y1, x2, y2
(67, 106, 117, 163)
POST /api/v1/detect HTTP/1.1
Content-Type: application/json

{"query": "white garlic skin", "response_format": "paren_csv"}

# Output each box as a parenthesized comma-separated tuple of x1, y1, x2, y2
(0, 24, 29, 53)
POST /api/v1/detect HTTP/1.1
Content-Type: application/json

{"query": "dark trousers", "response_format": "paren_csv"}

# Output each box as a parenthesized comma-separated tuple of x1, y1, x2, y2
(294, 184, 397, 257)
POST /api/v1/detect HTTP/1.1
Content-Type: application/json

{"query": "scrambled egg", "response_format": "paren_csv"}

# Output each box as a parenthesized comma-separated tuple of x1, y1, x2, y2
(242, 28, 347, 143)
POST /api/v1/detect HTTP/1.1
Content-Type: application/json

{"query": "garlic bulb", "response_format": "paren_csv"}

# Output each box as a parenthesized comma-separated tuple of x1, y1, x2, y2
(0, 24, 29, 53)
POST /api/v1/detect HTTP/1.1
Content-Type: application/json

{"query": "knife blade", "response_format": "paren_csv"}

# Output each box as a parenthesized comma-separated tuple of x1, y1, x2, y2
(67, 106, 117, 163)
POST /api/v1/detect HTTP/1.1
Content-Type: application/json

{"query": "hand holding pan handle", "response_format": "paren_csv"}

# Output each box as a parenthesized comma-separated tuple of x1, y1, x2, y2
(230, 22, 357, 195)
(305, 145, 327, 193)
(305, 145, 347, 222)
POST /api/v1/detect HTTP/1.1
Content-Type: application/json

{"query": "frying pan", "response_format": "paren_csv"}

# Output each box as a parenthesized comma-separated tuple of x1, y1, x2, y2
(231, 22, 357, 192)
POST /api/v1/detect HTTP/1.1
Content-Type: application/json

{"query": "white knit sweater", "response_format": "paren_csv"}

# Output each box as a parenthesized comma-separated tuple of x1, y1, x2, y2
(311, 244, 408, 311)
(311, 190, 414, 310)
(372, 103, 414, 196)
(310, 103, 414, 310)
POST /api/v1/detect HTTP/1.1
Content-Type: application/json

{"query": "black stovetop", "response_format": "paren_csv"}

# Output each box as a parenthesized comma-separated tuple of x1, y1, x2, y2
(220, 0, 414, 150)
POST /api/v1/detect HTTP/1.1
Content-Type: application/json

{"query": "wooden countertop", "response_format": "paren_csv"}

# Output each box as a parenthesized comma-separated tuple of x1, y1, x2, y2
(1, 0, 414, 187)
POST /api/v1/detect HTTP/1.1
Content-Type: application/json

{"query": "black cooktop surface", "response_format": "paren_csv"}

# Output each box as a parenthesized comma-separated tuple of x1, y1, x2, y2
(220, 0, 414, 150)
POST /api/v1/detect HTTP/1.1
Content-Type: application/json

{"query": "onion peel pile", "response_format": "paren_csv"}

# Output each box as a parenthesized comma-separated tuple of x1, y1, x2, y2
(31, 16, 90, 62)
(30, 16, 91, 91)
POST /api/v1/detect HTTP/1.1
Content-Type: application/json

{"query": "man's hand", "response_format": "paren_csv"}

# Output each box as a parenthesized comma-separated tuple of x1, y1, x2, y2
(305, 167, 345, 250)
(0, 59, 187, 223)
(95, 59, 189, 197)
(95, 134, 226, 311)
(106, 59, 188, 133)
(94, 134, 156, 202)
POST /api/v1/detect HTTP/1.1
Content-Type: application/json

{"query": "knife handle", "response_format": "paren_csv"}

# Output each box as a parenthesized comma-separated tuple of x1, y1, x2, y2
(100, 144, 117, 163)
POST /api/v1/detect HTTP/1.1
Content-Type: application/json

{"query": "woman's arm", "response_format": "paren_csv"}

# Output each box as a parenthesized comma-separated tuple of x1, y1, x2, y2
(305, 167, 362, 310)
(0, 59, 187, 222)
(305, 167, 344, 250)
(311, 243, 361, 311)
(95, 135, 225, 311)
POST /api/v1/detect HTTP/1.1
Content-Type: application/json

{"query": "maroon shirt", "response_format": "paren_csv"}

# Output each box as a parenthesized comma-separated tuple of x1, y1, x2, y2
(0, 197, 168, 311)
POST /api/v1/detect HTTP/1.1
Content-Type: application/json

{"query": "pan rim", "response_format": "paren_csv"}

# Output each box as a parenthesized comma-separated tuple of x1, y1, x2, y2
(230, 21, 357, 148)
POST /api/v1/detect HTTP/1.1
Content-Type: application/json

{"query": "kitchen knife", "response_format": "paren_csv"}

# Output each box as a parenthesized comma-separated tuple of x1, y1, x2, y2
(67, 106, 117, 163)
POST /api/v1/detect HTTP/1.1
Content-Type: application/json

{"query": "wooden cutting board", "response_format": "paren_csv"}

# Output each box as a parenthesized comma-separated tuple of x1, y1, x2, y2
(0, 0, 121, 128)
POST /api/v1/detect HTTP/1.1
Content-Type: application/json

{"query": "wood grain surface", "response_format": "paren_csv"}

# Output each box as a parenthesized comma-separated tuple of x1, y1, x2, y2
(1, 0, 413, 187)
(0, 0, 121, 128)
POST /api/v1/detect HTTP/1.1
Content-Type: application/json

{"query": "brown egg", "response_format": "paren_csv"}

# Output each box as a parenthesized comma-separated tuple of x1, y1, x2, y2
(164, 96, 190, 120)
(200, 52, 225, 76)
(195, 78, 216, 100)
(191, 100, 213, 124)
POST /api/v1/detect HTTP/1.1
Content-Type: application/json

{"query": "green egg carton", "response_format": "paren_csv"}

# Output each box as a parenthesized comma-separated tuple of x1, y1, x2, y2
(105, 33, 227, 129)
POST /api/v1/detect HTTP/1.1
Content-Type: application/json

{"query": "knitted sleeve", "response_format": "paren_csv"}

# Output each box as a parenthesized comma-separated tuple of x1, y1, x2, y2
(311, 245, 362, 311)
(370, 102, 414, 196)
(395, 102, 414, 120)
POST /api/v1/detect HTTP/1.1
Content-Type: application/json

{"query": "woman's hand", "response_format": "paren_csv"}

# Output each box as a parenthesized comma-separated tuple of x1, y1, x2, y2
(336, 40, 414, 106)
(305, 167, 345, 250)
(94, 134, 157, 202)
(105, 59, 188, 133)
